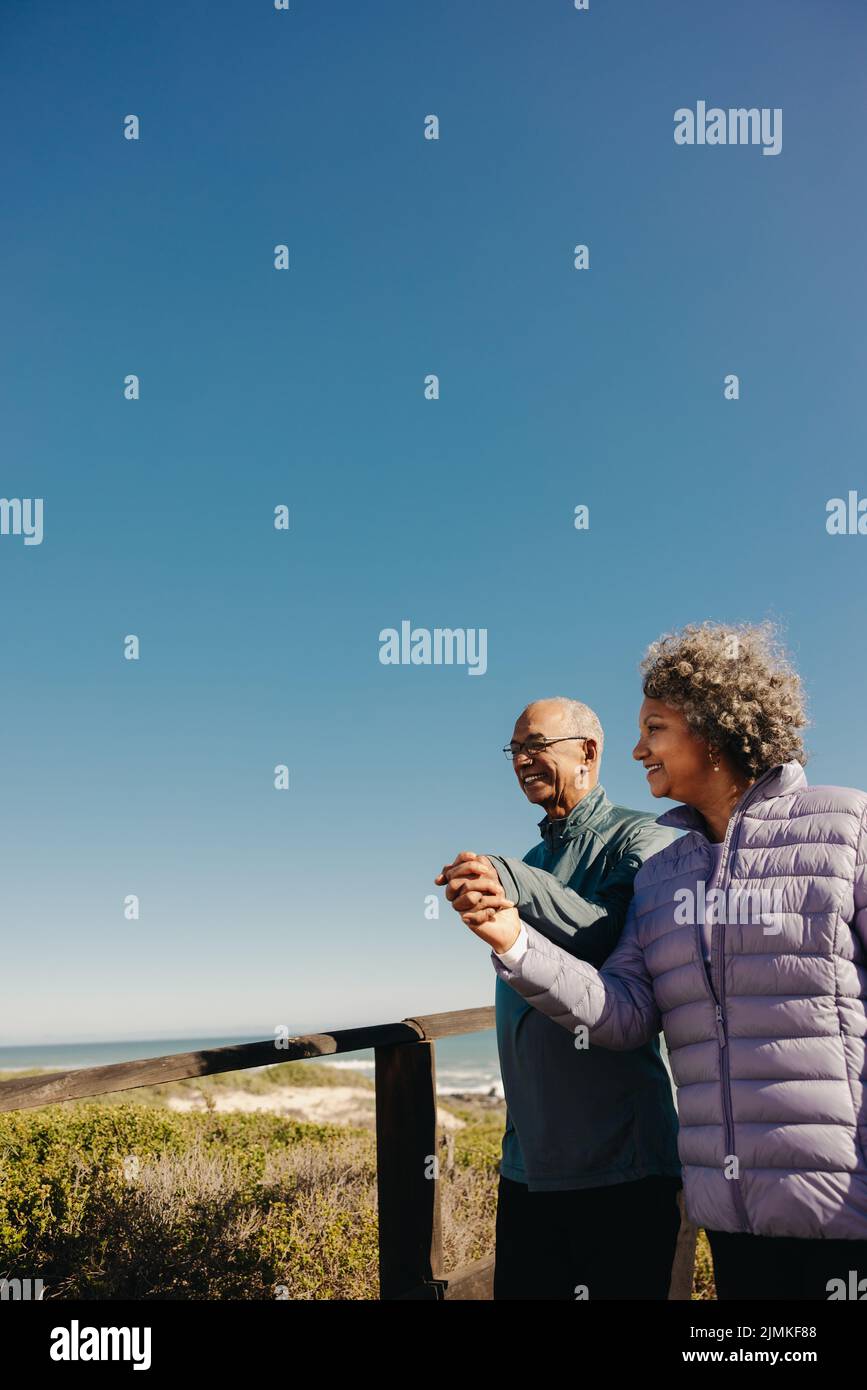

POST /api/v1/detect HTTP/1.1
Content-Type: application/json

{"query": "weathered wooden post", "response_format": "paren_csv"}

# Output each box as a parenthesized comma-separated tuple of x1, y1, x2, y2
(375, 1039, 445, 1299)
(667, 1189, 698, 1299)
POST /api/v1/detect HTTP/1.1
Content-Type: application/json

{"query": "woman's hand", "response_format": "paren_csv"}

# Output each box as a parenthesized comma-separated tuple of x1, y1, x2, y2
(460, 901, 522, 954)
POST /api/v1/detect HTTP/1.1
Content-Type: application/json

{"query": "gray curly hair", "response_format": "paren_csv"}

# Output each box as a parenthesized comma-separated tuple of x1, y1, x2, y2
(640, 621, 808, 779)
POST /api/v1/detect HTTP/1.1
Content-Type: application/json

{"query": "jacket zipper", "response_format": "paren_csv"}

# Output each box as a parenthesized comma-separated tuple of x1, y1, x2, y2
(713, 810, 752, 1232)
(708, 767, 783, 1234)
(695, 771, 778, 1235)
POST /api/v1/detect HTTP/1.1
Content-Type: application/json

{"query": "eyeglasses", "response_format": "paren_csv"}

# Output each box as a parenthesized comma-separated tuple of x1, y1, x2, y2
(503, 736, 589, 761)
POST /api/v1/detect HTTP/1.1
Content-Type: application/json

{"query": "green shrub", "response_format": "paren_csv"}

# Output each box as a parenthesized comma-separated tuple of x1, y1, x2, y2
(0, 1100, 714, 1300)
(0, 1104, 371, 1299)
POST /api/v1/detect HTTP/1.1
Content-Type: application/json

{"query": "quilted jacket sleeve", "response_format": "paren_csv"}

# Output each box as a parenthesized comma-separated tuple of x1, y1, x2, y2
(491, 894, 662, 1051)
(853, 804, 867, 955)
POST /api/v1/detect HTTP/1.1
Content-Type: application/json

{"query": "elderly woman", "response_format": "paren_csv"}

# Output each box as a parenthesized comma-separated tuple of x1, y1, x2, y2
(457, 622, 867, 1300)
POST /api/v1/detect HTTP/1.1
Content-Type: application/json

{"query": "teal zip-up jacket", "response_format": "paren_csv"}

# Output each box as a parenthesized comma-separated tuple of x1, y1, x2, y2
(488, 782, 682, 1191)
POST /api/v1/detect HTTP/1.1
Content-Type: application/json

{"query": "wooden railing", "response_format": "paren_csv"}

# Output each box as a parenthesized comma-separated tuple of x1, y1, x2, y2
(0, 1007, 696, 1300)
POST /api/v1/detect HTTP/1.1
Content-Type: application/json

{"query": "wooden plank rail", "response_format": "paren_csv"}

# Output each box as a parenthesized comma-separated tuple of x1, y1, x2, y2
(0, 1023, 427, 1113)
(0, 1004, 696, 1301)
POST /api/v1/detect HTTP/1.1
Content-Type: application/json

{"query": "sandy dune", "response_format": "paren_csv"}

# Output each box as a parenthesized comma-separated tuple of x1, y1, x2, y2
(166, 1084, 466, 1132)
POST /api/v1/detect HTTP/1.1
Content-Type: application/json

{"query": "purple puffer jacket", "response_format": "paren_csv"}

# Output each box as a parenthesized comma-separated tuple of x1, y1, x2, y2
(492, 762, 867, 1239)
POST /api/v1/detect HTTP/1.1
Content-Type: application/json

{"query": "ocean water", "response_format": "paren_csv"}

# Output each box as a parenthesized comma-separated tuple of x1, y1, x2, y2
(0, 1030, 505, 1099)
(316, 1030, 504, 1097)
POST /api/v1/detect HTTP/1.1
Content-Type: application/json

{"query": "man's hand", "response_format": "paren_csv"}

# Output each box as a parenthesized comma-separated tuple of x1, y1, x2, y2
(435, 851, 510, 917)
(434, 851, 521, 952)
(435, 850, 520, 950)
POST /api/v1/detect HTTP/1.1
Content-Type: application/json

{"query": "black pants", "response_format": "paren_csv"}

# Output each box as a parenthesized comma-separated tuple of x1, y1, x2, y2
(707, 1228, 867, 1301)
(493, 1173, 683, 1300)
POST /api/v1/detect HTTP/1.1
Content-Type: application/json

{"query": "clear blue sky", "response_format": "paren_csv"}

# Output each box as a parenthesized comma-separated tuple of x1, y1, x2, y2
(1, 0, 865, 1043)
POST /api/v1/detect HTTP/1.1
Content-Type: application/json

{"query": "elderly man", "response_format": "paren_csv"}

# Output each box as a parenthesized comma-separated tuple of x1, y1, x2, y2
(436, 698, 682, 1300)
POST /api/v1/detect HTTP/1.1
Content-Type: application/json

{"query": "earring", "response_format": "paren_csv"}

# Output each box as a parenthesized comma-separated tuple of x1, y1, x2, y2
(708, 749, 720, 773)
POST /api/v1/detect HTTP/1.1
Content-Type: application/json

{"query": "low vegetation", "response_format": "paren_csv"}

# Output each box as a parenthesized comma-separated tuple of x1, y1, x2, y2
(0, 1064, 714, 1299)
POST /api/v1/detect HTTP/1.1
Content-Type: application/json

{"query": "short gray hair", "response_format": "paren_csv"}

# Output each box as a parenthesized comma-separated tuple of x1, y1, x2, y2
(548, 697, 604, 763)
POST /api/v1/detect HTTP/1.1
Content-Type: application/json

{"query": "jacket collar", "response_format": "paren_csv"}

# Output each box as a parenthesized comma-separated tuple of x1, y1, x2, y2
(655, 760, 808, 837)
(538, 782, 610, 851)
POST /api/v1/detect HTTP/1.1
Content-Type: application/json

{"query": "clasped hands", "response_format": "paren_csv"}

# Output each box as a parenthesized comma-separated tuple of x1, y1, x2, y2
(434, 851, 522, 954)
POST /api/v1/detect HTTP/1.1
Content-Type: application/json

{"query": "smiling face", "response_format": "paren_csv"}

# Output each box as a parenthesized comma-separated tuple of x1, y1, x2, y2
(632, 696, 717, 804)
(509, 701, 598, 817)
